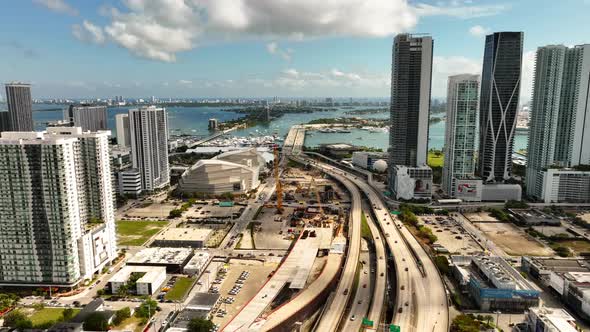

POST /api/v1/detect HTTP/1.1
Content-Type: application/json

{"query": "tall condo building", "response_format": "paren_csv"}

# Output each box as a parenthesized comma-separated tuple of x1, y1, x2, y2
(129, 106, 170, 192)
(388, 34, 433, 167)
(478, 32, 523, 183)
(442, 74, 480, 198)
(388, 34, 434, 201)
(63, 105, 108, 132)
(0, 127, 117, 286)
(5, 82, 33, 131)
(526, 44, 590, 202)
(115, 113, 131, 147)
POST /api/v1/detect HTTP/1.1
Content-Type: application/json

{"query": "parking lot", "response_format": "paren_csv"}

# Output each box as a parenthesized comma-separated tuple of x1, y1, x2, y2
(419, 216, 484, 255)
(123, 202, 178, 219)
(209, 259, 278, 327)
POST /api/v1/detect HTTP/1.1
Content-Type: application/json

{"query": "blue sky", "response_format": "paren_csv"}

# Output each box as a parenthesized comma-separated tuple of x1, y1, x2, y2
(1, 0, 589, 100)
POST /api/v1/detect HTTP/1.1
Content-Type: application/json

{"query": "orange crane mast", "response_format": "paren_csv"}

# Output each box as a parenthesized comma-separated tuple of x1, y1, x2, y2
(274, 145, 283, 213)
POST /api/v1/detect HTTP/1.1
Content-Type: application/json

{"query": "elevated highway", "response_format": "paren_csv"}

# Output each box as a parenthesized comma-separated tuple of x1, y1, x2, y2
(313, 171, 362, 332)
(286, 124, 448, 332)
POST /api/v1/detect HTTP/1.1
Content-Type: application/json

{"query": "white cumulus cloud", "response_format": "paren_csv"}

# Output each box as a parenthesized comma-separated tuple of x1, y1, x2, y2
(34, 0, 78, 16)
(469, 25, 490, 37)
(72, 0, 508, 62)
(72, 20, 105, 44)
(266, 42, 293, 61)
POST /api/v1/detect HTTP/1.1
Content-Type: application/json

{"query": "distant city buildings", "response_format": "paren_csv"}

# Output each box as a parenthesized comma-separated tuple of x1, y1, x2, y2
(442, 74, 479, 199)
(478, 32, 523, 183)
(208, 118, 218, 131)
(527, 44, 590, 203)
(387, 33, 434, 201)
(0, 127, 117, 286)
(129, 106, 170, 192)
(63, 104, 108, 132)
(115, 113, 131, 147)
(4, 82, 33, 131)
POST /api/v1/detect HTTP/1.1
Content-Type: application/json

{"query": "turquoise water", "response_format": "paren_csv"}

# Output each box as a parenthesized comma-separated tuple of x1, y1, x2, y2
(29, 104, 527, 152)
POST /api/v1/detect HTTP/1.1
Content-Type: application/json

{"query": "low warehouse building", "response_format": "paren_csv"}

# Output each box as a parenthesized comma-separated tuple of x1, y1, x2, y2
(178, 149, 265, 195)
(152, 228, 213, 248)
(451, 255, 540, 311)
(522, 257, 590, 321)
(108, 265, 166, 295)
(183, 252, 210, 276)
(127, 247, 194, 273)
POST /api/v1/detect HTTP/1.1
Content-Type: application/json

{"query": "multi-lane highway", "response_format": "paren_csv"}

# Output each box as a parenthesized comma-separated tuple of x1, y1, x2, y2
(341, 240, 371, 331)
(336, 164, 449, 332)
(364, 211, 387, 327)
(313, 171, 362, 332)
(291, 148, 448, 332)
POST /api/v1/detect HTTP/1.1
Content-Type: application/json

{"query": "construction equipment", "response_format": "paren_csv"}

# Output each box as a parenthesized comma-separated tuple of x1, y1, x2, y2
(273, 145, 283, 214)
(309, 178, 323, 216)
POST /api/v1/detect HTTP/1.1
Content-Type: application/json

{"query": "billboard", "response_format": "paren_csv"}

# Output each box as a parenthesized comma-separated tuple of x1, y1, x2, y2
(455, 178, 482, 201)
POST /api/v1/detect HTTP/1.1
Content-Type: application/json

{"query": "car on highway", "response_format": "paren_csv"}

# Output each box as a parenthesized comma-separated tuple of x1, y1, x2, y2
(343, 289, 349, 295)
(362, 284, 367, 288)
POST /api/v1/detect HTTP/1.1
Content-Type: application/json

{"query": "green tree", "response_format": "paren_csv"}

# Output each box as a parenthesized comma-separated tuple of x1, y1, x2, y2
(4, 310, 33, 328)
(84, 312, 109, 331)
(0, 293, 19, 311)
(450, 314, 481, 332)
(62, 307, 76, 321)
(187, 318, 215, 332)
(135, 298, 158, 318)
(116, 284, 129, 297)
(434, 256, 450, 275)
(113, 307, 131, 325)
(169, 209, 183, 218)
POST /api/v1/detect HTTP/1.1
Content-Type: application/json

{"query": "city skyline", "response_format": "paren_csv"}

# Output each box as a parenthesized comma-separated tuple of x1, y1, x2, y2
(1, 0, 589, 100)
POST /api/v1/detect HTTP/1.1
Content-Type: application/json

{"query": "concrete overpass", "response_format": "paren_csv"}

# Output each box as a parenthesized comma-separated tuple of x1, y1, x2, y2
(286, 124, 448, 332)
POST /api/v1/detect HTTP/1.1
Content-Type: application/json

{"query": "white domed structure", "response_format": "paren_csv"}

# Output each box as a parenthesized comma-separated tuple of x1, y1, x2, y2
(372, 159, 388, 173)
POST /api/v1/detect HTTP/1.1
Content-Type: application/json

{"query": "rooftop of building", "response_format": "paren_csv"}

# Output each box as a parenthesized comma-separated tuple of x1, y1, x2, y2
(320, 143, 358, 150)
(529, 307, 578, 332)
(109, 265, 166, 284)
(128, 247, 193, 266)
(154, 227, 213, 242)
(509, 208, 561, 225)
(184, 251, 210, 268)
(453, 255, 537, 291)
(524, 257, 590, 274)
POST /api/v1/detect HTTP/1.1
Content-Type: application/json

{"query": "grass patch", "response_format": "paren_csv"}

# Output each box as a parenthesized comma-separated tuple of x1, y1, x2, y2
(29, 308, 80, 326)
(552, 240, 590, 255)
(427, 150, 444, 167)
(116, 220, 168, 246)
(114, 316, 145, 332)
(165, 277, 195, 301)
(361, 213, 372, 241)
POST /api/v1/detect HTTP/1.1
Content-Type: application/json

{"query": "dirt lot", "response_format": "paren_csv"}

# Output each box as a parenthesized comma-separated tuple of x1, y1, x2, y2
(211, 259, 278, 327)
(464, 212, 499, 223)
(474, 222, 554, 256)
(124, 202, 178, 219)
(578, 213, 590, 224)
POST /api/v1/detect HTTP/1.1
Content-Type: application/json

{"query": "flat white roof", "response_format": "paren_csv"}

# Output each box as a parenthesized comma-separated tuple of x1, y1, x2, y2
(128, 247, 193, 265)
(109, 265, 166, 284)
